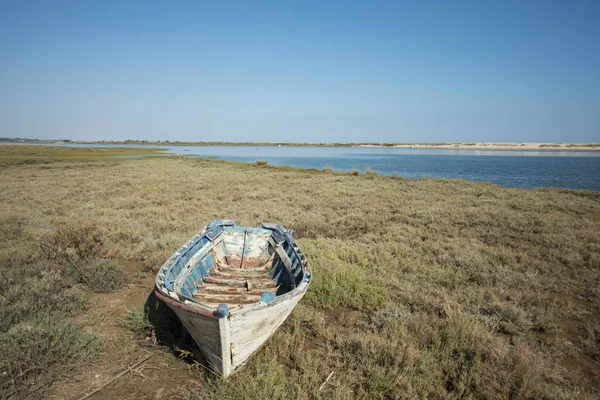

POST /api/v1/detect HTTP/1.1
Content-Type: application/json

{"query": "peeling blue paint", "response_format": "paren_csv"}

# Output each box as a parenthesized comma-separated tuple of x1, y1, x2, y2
(156, 220, 310, 308)
(259, 292, 276, 303)
(216, 304, 229, 318)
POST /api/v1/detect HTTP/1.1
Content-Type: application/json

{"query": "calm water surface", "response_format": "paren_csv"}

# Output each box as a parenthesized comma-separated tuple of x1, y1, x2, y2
(49, 144, 600, 191)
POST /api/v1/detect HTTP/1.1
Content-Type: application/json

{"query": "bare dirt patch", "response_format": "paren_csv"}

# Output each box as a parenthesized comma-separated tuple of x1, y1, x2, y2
(51, 270, 199, 400)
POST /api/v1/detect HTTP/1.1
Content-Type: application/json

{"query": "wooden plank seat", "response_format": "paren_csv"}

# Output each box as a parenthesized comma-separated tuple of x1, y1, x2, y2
(193, 264, 278, 307)
(192, 292, 264, 304)
(199, 284, 276, 294)
(217, 266, 271, 275)
(211, 269, 273, 279)
(202, 276, 277, 289)
(193, 290, 277, 306)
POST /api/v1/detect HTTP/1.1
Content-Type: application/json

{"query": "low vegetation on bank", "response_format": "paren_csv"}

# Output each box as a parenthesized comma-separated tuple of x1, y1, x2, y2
(0, 145, 164, 167)
(4, 138, 599, 149)
(0, 145, 599, 399)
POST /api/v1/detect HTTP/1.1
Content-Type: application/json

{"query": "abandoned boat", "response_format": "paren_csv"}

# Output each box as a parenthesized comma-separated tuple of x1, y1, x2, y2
(154, 219, 311, 377)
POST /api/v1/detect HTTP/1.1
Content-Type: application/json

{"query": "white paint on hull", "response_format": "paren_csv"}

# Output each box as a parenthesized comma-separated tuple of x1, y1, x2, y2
(156, 221, 312, 377)
(229, 294, 304, 369)
(166, 280, 309, 377)
(168, 306, 224, 373)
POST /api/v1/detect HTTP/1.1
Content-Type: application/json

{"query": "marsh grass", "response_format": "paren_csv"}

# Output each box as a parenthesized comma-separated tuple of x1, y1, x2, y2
(40, 220, 107, 265)
(0, 319, 100, 399)
(1, 144, 599, 398)
(70, 258, 129, 292)
(364, 167, 379, 177)
(40, 219, 129, 292)
(0, 144, 163, 167)
(0, 255, 99, 398)
(0, 260, 88, 333)
(0, 256, 100, 398)
(123, 307, 153, 335)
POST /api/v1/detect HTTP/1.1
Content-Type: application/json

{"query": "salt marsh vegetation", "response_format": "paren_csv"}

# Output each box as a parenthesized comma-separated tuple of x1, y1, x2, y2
(0, 145, 599, 399)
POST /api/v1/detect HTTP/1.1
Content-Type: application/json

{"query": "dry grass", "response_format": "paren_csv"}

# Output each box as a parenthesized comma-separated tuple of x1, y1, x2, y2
(0, 144, 164, 167)
(1, 144, 599, 399)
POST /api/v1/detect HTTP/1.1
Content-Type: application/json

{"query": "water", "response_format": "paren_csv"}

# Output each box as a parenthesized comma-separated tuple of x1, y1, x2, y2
(42, 143, 600, 191)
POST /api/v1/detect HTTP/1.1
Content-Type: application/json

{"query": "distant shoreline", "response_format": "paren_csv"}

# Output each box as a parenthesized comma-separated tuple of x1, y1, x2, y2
(1, 138, 599, 151)
(358, 142, 600, 151)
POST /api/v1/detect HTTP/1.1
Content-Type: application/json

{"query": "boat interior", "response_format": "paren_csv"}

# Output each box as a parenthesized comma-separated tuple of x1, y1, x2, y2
(157, 223, 306, 309)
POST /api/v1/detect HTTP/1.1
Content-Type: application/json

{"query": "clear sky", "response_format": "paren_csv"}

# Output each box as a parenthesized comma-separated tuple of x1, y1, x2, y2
(1, 0, 599, 143)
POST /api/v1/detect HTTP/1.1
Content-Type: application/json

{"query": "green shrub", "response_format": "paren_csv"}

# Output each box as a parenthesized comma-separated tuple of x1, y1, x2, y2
(189, 359, 293, 400)
(0, 319, 100, 399)
(0, 260, 87, 332)
(305, 258, 388, 310)
(40, 220, 106, 265)
(69, 258, 129, 292)
(0, 215, 26, 240)
(123, 307, 153, 335)
(255, 159, 268, 166)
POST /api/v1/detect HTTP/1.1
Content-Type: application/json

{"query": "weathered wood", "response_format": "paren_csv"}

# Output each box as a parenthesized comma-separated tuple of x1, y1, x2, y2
(239, 229, 248, 268)
(155, 220, 312, 378)
(195, 302, 238, 309)
(197, 284, 247, 294)
(202, 276, 277, 288)
(319, 370, 335, 391)
(220, 239, 231, 266)
(218, 263, 271, 273)
(76, 354, 152, 400)
(229, 293, 305, 368)
(269, 237, 296, 288)
(218, 307, 231, 377)
(185, 234, 223, 269)
(192, 292, 264, 303)
(169, 305, 223, 370)
(196, 284, 277, 295)
(212, 268, 271, 278)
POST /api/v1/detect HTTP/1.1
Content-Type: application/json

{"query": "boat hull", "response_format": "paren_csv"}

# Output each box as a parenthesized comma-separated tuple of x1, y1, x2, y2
(154, 220, 311, 377)
(228, 291, 305, 371)
(155, 283, 308, 377)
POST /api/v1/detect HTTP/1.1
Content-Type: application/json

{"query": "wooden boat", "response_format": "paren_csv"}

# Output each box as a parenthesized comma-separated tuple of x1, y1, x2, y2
(154, 219, 312, 377)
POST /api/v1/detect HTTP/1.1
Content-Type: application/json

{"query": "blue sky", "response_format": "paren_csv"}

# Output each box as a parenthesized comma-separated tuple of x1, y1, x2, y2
(1, 0, 599, 143)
